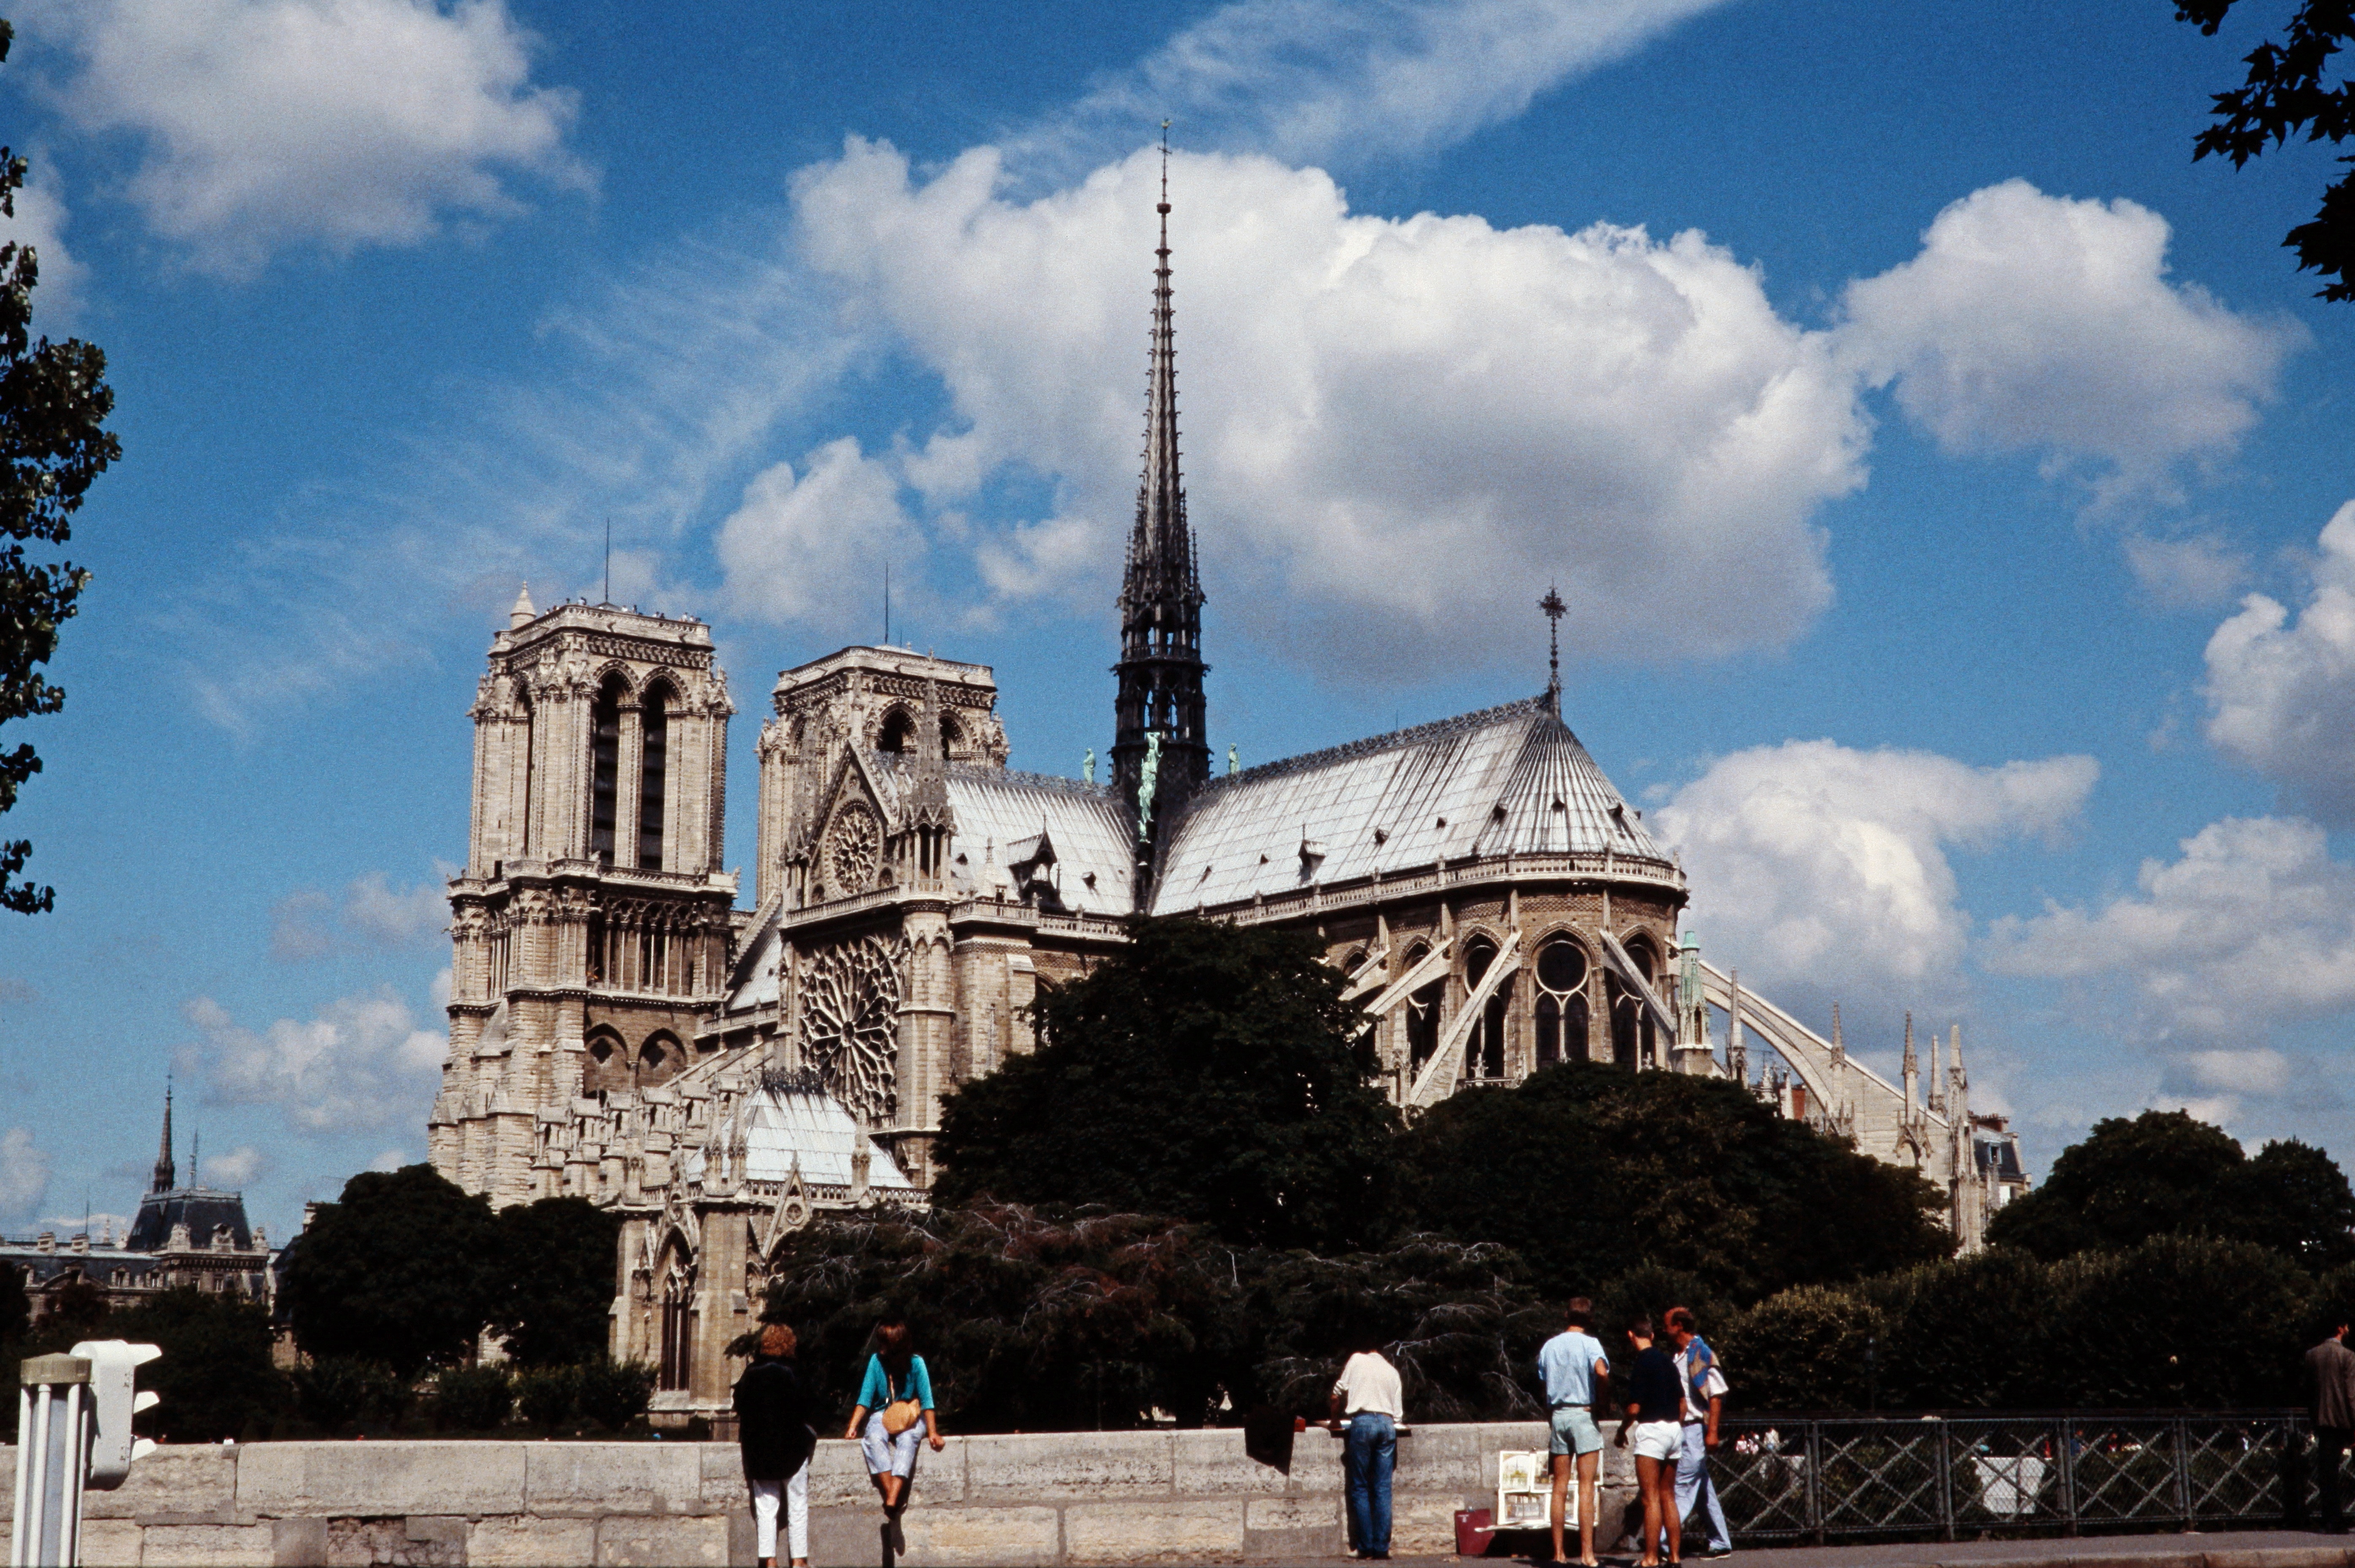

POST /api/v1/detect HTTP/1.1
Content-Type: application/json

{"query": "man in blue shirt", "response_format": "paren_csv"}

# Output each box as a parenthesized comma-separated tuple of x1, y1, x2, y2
(1537, 1297, 1611, 1566)
(1665, 1306, 1732, 1558)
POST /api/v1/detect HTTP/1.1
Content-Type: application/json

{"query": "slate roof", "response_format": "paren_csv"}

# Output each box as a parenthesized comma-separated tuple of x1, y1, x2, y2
(126, 1187, 255, 1252)
(937, 764, 1135, 917)
(1148, 695, 1670, 914)
(679, 1086, 918, 1191)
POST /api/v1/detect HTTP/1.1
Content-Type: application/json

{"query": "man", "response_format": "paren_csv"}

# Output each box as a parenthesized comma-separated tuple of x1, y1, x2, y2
(1538, 1297, 1611, 1565)
(2306, 1319, 2355, 1533)
(1664, 1306, 1733, 1558)
(1329, 1332, 1404, 1561)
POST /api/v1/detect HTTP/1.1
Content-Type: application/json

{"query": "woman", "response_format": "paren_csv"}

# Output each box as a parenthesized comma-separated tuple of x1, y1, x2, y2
(733, 1322, 815, 1568)
(843, 1313, 943, 1554)
(1615, 1316, 1684, 1568)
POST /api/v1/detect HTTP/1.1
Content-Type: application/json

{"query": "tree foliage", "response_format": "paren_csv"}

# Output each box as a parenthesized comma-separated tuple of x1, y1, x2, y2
(0, 18, 120, 913)
(282, 1164, 498, 1377)
(933, 917, 1401, 1249)
(2180, 0, 2355, 298)
(488, 1195, 620, 1365)
(1987, 1110, 2355, 1269)
(108, 1287, 287, 1443)
(1398, 1062, 1953, 1301)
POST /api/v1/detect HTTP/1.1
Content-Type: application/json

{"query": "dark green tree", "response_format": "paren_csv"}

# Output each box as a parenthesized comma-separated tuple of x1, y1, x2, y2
(282, 1164, 496, 1377)
(0, 17, 120, 914)
(488, 1196, 621, 1365)
(933, 917, 1402, 1249)
(108, 1287, 287, 1443)
(1988, 1110, 2355, 1268)
(2180, 0, 2355, 298)
(1397, 1062, 1951, 1302)
(0, 1256, 25, 1344)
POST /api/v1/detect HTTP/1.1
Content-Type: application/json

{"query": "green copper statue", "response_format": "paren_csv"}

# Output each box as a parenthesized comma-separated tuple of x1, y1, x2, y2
(1083, 748, 1095, 785)
(1136, 732, 1163, 842)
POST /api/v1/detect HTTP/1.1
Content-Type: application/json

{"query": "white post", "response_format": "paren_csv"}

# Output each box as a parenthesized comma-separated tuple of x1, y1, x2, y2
(11, 1354, 92, 1568)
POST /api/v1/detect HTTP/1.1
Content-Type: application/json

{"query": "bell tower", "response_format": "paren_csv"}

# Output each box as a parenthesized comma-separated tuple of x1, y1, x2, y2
(431, 591, 739, 1207)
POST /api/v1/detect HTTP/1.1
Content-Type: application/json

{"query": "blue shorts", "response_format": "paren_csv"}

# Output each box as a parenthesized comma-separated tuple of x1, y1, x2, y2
(1550, 1406, 1604, 1457)
(861, 1410, 921, 1477)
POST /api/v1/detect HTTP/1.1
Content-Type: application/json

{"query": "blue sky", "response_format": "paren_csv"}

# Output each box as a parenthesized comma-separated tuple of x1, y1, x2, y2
(4, 0, 2355, 1239)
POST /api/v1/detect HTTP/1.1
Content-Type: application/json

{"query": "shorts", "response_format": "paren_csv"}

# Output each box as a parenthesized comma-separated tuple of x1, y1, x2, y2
(861, 1410, 922, 1478)
(1631, 1419, 1682, 1463)
(1550, 1406, 1603, 1457)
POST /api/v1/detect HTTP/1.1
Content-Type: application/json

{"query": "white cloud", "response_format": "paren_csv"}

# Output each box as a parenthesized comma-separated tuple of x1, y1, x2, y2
(0, 170, 84, 329)
(367, 1147, 408, 1172)
(1984, 815, 2355, 1049)
(29, 0, 587, 273)
(0, 1126, 50, 1219)
(187, 987, 446, 1133)
(717, 437, 923, 637)
(2205, 502, 2355, 823)
(1655, 740, 2098, 1016)
(199, 1143, 270, 1186)
(1023, 0, 1734, 178)
(782, 141, 1868, 675)
(341, 872, 446, 946)
(1836, 180, 2298, 501)
(2123, 531, 2249, 609)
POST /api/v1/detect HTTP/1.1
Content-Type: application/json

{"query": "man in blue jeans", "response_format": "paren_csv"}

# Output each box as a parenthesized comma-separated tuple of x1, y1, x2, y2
(1329, 1335, 1404, 1560)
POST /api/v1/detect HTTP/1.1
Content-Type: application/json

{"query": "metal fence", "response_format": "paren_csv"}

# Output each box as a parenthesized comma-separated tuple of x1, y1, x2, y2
(1712, 1412, 2331, 1544)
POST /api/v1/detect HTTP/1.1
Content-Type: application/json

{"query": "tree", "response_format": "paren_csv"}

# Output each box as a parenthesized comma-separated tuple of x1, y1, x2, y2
(108, 1287, 287, 1443)
(1987, 1109, 2355, 1268)
(487, 1196, 621, 1365)
(282, 1164, 497, 1377)
(1397, 1062, 1952, 1303)
(2179, 0, 2355, 299)
(932, 917, 1402, 1250)
(0, 18, 120, 913)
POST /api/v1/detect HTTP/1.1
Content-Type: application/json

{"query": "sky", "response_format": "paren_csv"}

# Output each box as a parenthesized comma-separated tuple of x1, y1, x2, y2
(3, 0, 2355, 1241)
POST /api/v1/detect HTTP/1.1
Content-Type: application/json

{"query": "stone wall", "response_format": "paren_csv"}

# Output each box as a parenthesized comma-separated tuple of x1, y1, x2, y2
(0, 1421, 1642, 1566)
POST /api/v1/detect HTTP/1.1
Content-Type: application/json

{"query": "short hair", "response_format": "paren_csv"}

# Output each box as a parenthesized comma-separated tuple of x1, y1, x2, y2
(1664, 1306, 1695, 1334)
(1628, 1316, 1655, 1341)
(1564, 1297, 1593, 1330)
(760, 1323, 796, 1359)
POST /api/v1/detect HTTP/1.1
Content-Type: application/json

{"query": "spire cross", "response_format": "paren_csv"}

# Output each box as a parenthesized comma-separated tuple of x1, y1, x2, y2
(1539, 585, 1566, 705)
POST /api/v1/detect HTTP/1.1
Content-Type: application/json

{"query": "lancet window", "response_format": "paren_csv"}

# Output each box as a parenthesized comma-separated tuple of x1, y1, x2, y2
(590, 675, 625, 863)
(657, 1264, 693, 1391)
(1402, 944, 1443, 1077)
(1534, 937, 1591, 1069)
(638, 682, 669, 870)
(1463, 936, 1510, 1080)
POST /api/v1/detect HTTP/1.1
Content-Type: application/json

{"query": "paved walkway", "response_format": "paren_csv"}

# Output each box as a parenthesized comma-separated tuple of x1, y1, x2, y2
(1120, 1531, 2355, 1568)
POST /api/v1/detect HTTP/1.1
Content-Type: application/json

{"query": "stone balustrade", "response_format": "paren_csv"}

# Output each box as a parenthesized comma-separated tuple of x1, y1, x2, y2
(0, 1420, 1645, 1566)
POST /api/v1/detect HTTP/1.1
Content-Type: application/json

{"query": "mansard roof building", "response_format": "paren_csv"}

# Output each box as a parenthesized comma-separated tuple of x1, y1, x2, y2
(427, 165, 2030, 1430)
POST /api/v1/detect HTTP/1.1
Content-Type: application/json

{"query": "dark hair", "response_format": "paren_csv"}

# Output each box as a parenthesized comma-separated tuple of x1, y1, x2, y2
(1627, 1316, 1655, 1341)
(877, 1316, 915, 1378)
(1564, 1297, 1593, 1330)
(1664, 1306, 1695, 1334)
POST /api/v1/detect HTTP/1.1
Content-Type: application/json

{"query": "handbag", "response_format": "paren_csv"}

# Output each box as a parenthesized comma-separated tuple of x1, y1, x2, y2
(879, 1362, 923, 1436)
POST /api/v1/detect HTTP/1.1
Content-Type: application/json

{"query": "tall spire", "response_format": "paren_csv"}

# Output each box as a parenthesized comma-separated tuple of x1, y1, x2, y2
(1113, 123, 1210, 889)
(150, 1082, 176, 1196)
(1540, 587, 1566, 712)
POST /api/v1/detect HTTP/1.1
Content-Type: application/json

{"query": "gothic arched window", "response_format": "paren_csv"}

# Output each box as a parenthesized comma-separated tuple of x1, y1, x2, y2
(877, 707, 915, 754)
(658, 1261, 693, 1391)
(1402, 944, 1443, 1078)
(1464, 936, 1509, 1080)
(639, 681, 671, 870)
(589, 675, 625, 863)
(1609, 937, 1660, 1070)
(1534, 937, 1590, 1070)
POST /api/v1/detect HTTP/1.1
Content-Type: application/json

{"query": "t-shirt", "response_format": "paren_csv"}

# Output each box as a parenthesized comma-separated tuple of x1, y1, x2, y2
(1333, 1351, 1404, 1418)
(857, 1354, 934, 1412)
(1538, 1330, 1610, 1408)
(1676, 1335, 1728, 1423)
(1626, 1346, 1681, 1424)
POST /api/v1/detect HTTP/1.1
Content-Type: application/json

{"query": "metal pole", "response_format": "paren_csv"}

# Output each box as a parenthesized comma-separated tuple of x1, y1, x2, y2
(1937, 1421, 1954, 1542)
(1807, 1420, 1824, 1546)
(2058, 1417, 2078, 1538)
(11, 1354, 92, 1568)
(2173, 1415, 2192, 1530)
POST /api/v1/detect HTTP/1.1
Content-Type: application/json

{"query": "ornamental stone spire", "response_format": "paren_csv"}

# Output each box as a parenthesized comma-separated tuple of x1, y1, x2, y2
(1112, 130, 1210, 884)
(150, 1082, 175, 1196)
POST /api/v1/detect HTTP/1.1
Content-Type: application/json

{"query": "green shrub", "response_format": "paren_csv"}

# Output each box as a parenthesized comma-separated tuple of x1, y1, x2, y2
(430, 1364, 513, 1432)
(293, 1357, 412, 1431)
(515, 1364, 580, 1430)
(1716, 1285, 1887, 1411)
(577, 1359, 657, 1431)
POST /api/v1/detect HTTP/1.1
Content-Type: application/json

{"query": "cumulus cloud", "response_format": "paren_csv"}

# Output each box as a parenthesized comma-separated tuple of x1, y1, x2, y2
(1836, 180, 2298, 501)
(2123, 531, 2249, 609)
(272, 872, 447, 959)
(0, 171, 84, 328)
(187, 987, 446, 1133)
(2204, 502, 2355, 822)
(781, 141, 1868, 674)
(367, 1147, 409, 1172)
(1984, 815, 2355, 1051)
(0, 1126, 50, 1219)
(717, 437, 925, 636)
(198, 1143, 271, 1186)
(1025, 0, 1733, 178)
(28, 0, 587, 273)
(1654, 741, 2098, 1017)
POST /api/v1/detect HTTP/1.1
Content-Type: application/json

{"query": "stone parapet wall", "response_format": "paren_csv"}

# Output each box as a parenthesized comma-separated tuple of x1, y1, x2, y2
(0, 1421, 1640, 1566)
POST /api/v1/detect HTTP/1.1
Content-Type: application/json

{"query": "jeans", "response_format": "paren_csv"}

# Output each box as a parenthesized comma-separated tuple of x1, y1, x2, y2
(1665, 1424, 1729, 1551)
(2320, 1427, 2352, 1532)
(1344, 1412, 1395, 1556)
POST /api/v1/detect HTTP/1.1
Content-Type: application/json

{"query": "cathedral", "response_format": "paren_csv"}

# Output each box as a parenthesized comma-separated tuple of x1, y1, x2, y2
(428, 178, 2030, 1427)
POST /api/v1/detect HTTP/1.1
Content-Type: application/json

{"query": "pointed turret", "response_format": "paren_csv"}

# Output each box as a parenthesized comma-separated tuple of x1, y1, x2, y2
(150, 1084, 176, 1196)
(508, 582, 535, 629)
(1902, 1011, 1919, 1116)
(1112, 135, 1210, 891)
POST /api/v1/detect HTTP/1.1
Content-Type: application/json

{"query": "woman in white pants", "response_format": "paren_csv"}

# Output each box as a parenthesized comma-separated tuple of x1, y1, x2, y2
(734, 1323, 815, 1568)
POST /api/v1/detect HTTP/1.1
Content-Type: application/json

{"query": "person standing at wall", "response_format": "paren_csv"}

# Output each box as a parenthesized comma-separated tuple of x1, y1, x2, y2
(2305, 1318, 2355, 1533)
(1538, 1297, 1611, 1566)
(1663, 1306, 1732, 1558)
(1617, 1318, 1685, 1568)
(845, 1315, 944, 1557)
(734, 1323, 815, 1568)
(1328, 1332, 1404, 1561)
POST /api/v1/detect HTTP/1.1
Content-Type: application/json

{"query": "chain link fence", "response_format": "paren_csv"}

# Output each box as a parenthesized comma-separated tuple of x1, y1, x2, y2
(1713, 1412, 2330, 1544)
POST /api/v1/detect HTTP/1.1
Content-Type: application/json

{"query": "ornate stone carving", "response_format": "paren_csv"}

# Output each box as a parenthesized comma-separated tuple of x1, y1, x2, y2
(800, 934, 903, 1123)
(821, 802, 882, 899)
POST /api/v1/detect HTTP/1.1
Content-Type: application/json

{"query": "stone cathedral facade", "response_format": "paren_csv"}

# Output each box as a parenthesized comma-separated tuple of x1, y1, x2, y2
(429, 185, 2030, 1427)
